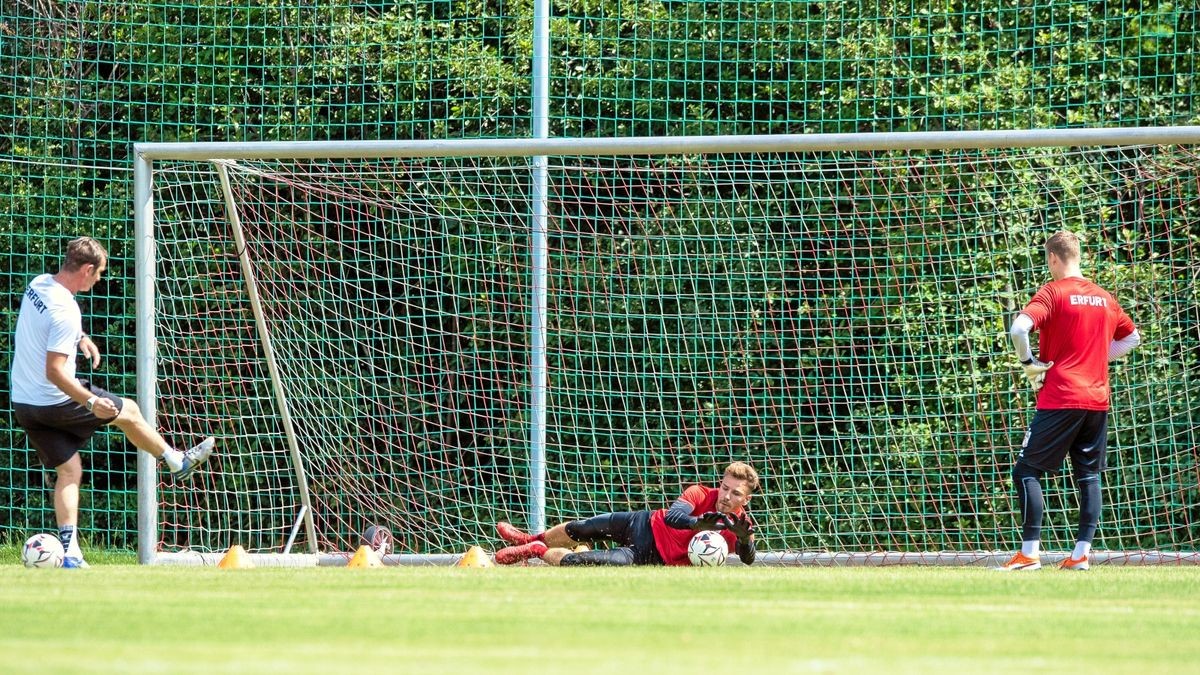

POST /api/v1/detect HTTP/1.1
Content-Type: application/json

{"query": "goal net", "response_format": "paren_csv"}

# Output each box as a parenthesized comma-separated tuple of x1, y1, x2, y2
(137, 131, 1200, 565)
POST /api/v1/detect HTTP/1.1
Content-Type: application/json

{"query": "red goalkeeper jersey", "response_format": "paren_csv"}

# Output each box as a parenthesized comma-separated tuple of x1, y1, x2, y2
(649, 485, 742, 566)
(1021, 276, 1136, 411)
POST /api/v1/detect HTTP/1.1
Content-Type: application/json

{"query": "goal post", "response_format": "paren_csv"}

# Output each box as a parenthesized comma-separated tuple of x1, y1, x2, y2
(134, 127, 1200, 566)
(214, 162, 319, 554)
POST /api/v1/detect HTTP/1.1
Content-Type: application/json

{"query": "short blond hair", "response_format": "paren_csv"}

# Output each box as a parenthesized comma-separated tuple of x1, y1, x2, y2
(62, 236, 108, 272)
(1045, 230, 1081, 264)
(724, 461, 760, 492)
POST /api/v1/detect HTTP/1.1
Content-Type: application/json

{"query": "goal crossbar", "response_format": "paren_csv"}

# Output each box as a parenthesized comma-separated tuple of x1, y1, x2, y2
(135, 126, 1200, 161)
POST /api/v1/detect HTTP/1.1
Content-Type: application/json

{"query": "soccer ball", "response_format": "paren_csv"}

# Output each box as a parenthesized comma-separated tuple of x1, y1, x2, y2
(687, 530, 728, 567)
(22, 533, 64, 569)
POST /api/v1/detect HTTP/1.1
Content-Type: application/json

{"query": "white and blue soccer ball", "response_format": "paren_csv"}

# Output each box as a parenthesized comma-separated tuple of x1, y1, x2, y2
(687, 530, 728, 567)
(22, 533, 64, 569)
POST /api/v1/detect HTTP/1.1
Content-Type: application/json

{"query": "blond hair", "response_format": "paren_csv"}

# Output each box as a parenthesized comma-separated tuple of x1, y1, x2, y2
(724, 461, 760, 492)
(62, 236, 108, 272)
(1045, 230, 1081, 264)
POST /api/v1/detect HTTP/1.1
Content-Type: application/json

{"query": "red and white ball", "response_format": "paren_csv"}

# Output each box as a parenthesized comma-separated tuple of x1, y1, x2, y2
(687, 530, 728, 567)
(22, 533, 64, 569)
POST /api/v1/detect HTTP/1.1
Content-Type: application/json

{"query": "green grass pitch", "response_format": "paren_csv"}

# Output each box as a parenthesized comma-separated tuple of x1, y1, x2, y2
(2, 549, 1199, 674)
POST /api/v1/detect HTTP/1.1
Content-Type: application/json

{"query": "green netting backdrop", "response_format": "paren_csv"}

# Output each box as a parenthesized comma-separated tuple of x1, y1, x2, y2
(2, 1, 1198, 551)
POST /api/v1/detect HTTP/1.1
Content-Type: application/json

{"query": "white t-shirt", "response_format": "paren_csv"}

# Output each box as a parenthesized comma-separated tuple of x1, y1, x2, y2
(11, 273, 83, 405)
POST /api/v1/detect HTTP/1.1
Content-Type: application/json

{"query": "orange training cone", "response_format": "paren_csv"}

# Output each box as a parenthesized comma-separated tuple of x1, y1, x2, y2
(456, 545, 494, 568)
(347, 545, 383, 568)
(218, 544, 255, 569)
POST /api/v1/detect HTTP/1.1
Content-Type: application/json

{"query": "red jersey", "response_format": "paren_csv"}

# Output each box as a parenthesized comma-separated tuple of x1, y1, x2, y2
(649, 485, 742, 566)
(1020, 276, 1136, 411)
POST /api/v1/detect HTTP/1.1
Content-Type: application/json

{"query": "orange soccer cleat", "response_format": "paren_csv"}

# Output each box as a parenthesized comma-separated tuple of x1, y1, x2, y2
(997, 551, 1042, 571)
(1059, 555, 1090, 571)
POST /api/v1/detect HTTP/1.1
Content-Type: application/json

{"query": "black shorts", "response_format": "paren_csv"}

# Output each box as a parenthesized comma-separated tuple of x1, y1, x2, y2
(14, 380, 122, 469)
(1018, 408, 1108, 475)
(561, 510, 664, 566)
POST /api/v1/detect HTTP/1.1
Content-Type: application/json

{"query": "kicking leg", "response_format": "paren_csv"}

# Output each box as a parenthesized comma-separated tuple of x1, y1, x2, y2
(110, 399, 214, 480)
(109, 398, 171, 458)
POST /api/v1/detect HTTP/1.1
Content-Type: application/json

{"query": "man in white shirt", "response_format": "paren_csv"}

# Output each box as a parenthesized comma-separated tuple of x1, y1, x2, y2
(11, 237, 215, 568)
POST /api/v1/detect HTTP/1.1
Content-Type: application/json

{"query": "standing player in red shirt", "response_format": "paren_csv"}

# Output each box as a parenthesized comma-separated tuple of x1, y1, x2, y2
(1000, 231, 1140, 571)
(492, 462, 758, 566)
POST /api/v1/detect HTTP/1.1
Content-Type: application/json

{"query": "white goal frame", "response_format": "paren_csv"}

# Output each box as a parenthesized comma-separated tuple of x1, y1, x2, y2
(134, 126, 1200, 566)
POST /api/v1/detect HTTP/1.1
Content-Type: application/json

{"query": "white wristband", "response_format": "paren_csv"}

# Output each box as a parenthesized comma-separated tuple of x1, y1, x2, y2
(86, 395, 98, 412)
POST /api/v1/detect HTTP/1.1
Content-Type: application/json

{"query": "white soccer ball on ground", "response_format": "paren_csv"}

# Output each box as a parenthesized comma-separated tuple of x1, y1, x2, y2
(22, 533, 64, 569)
(687, 530, 728, 567)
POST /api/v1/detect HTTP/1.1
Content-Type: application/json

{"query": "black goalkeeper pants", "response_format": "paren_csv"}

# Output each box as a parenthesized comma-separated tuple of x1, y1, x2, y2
(560, 511, 664, 566)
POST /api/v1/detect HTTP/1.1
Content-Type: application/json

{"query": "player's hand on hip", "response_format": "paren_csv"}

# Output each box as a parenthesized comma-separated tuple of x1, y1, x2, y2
(80, 336, 102, 368)
(1021, 358, 1053, 391)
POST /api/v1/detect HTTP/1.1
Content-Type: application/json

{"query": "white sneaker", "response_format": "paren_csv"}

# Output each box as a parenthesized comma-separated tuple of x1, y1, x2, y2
(62, 556, 90, 569)
(172, 437, 216, 481)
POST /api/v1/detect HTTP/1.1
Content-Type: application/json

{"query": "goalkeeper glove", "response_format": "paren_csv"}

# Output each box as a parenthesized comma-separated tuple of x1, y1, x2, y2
(1021, 357, 1053, 392)
(724, 513, 754, 542)
(693, 511, 728, 531)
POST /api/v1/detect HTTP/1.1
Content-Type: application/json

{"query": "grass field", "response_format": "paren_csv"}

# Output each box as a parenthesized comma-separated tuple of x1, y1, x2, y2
(2, 548, 1199, 674)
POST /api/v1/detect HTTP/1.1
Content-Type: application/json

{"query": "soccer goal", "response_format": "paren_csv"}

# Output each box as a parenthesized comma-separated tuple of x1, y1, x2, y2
(134, 128, 1200, 566)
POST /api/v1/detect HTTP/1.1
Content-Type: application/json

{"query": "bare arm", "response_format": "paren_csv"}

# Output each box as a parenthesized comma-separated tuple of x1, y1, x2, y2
(45, 352, 115, 418)
(79, 334, 101, 368)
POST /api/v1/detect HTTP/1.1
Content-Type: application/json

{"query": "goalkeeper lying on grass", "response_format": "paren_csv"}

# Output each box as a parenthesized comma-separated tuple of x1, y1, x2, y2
(494, 461, 759, 566)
